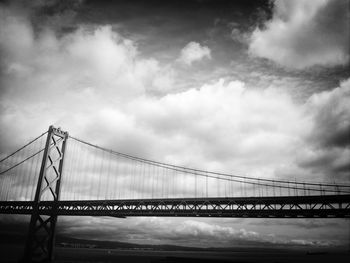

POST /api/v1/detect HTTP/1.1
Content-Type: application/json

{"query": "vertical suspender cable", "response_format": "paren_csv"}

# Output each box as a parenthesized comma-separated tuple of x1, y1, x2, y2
(105, 151, 112, 199)
(98, 149, 104, 200)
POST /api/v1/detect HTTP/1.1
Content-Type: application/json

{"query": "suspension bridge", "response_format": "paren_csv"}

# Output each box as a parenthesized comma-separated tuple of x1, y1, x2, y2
(0, 126, 349, 262)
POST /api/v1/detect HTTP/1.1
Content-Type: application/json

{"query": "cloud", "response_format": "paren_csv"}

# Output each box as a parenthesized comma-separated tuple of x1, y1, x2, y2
(249, 0, 350, 69)
(295, 78, 350, 180)
(0, 1, 349, 249)
(178, 41, 211, 65)
(57, 77, 349, 201)
(307, 78, 350, 148)
(0, 4, 173, 151)
(53, 216, 347, 248)
(249, 218, 343, 229)
(169, 220, 262, 246)
(230, 28, 249, 44)
(128, 79, 309, 178)
(1, 2, 347, 186)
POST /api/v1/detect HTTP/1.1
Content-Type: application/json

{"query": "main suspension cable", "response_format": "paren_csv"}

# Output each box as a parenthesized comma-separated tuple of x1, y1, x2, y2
(0, 131, 48, 163)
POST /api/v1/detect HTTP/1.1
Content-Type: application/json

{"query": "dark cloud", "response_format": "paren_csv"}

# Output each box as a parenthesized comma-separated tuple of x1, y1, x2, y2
(1, 0, 349, 249)
(249, 0, 350, 69)
(310, 87, 350, 149)
(0, 0, 83, 33)
(295, 79, 350, 180)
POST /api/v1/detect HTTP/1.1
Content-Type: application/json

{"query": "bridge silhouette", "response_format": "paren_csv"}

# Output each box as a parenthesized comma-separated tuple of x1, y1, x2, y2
(0, 126, 349, 262)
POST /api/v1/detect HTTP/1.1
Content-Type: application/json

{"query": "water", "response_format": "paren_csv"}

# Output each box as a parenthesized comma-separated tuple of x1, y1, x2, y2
(1, 245, 349, 263)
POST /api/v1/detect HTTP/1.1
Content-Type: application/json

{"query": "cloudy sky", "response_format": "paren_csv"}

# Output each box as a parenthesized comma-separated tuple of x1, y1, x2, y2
(0, 0, 349, 249)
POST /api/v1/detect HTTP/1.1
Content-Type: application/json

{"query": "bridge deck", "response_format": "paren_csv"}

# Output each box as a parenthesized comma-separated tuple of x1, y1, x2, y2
(1, 195, 349, 218)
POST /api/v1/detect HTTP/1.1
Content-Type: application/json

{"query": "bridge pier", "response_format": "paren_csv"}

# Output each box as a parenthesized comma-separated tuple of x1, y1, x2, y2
(23, 126, 68, 262)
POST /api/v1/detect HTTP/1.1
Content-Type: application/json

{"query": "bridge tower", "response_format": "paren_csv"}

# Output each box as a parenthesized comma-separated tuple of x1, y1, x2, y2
(23, 126, 68, 262)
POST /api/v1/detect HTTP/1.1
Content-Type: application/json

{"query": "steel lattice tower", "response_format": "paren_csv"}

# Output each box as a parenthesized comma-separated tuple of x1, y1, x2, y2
(23, 126, 68, 262)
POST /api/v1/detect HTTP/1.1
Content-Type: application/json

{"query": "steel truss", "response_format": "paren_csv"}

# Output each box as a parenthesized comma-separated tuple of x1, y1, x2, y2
(1, 195, 349, 218)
